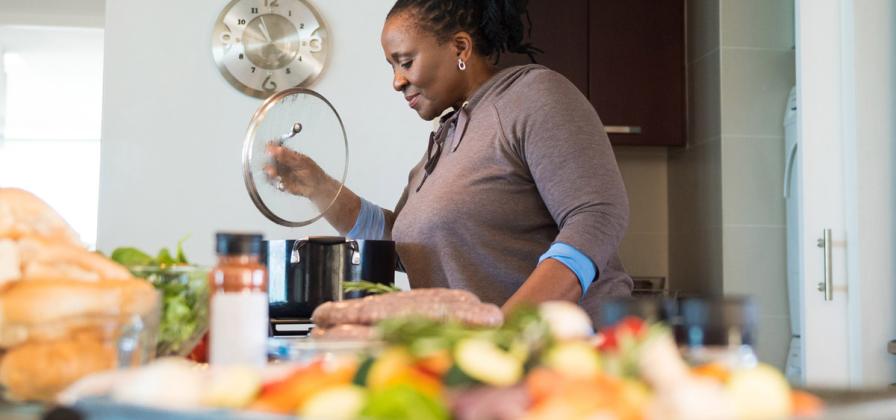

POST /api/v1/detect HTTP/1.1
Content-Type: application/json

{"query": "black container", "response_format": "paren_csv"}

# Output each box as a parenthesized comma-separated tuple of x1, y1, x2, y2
(346, 239, 398, 299)
(265, 237, 398, 322)
(262, 239, 298, 318)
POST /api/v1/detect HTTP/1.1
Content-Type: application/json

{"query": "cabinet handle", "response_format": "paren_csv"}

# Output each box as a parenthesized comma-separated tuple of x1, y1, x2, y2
(605, 125, 642, 134)
(816, 229, 833, 301)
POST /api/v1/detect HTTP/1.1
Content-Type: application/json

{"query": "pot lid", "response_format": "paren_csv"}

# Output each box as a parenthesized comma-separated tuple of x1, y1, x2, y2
(242, 88, 348, 227)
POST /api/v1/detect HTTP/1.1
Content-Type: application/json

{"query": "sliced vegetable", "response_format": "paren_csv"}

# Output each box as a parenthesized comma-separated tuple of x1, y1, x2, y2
(790, 390, 824, 417)
(441, 364, 479, 388)
(454, 338, 523, 387)
(598, 316, 646, 352)
(250, 360, 355, 414)
(727, 364, 792, 420)
(415, 349, 453, 377)
(360, 384, 449, 420)
(366, 347, 442, 397)
(366, 347, 414, 389)
(299, 385, 368, 420)
(538, 301, 594, 340)
(201, 366, 261, 409)
(352, 356, 375, 386)
(543, 341, 601, 379)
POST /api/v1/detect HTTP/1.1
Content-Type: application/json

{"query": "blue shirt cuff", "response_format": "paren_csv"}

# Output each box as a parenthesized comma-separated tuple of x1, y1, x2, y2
(538, 242, 598, 294)
(346, 197, 385, 240)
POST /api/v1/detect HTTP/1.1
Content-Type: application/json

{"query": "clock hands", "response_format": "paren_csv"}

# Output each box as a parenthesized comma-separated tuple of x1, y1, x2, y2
(258, 17, 273, 43)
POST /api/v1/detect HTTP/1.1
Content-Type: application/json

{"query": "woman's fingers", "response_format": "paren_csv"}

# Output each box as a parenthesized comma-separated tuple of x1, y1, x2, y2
(264, 146, 325, 197)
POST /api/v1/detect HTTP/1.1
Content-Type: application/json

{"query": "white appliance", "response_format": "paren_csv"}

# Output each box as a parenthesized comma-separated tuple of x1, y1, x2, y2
(783, 86, 802, 383)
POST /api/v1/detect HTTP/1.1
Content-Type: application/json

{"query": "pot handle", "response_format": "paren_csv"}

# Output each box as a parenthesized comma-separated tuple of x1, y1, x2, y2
(348, 240, 360, 265)
(291, 239, 308, 264)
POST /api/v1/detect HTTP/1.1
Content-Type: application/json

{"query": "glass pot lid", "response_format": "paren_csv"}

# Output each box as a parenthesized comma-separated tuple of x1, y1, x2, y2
(242, 87, 348, 227)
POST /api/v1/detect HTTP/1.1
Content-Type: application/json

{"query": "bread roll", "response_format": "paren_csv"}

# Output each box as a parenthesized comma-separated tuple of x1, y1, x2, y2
(17, 238, 133, 282)
(0, 188, 80, 245)
(0, 239, 20, 286)
(0, 277, 157, 331)
(0, 335, 117, 401)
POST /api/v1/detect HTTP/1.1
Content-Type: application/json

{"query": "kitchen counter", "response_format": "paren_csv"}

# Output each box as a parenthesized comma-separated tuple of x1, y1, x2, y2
(4, 389, 896, 420)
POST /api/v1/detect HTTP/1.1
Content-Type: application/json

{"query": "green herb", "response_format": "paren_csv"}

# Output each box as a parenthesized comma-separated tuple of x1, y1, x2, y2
(155, 248, 176, 266)
(175, 235, 190, 264)
(342, 280, 400, 295)
(111, 239, 208, 357)
(110, 247, 153, 267)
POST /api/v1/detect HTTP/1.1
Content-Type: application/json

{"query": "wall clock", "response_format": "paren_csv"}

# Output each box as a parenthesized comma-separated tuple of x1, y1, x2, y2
(212, 0, 329, 98)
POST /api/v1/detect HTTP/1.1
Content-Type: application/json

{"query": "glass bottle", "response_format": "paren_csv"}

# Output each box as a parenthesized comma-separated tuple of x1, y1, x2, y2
(208, 232, 268, 367)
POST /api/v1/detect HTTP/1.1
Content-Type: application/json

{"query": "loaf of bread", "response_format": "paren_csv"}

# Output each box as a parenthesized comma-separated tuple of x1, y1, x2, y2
(0, 188, 159, 401)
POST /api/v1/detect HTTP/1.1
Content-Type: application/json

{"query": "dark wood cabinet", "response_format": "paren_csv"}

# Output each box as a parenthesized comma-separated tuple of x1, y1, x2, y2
(500, 0, 685, 147)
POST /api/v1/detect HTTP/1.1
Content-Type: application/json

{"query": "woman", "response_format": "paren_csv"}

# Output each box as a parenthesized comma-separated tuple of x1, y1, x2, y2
(267, 0, 632, 319)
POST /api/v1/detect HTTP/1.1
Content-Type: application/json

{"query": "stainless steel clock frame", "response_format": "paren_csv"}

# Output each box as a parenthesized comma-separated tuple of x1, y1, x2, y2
(212, 0, 330, 99)
(242, 87, 348, 227)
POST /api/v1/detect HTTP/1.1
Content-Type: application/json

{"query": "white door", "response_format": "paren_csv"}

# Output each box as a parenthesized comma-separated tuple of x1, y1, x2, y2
(794, 0, 851, 387)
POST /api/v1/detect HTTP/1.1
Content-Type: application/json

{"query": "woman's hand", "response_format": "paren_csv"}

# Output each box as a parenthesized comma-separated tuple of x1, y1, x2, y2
(264, 142, 337, 207)
(264, 142, 364, 234)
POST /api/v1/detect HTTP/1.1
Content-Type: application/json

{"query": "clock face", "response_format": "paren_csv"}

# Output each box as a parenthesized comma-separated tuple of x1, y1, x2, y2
(212, 0, 328, 98)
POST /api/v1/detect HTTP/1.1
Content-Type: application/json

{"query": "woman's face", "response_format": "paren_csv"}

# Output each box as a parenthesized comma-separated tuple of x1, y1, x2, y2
(381, 12, 466, 121)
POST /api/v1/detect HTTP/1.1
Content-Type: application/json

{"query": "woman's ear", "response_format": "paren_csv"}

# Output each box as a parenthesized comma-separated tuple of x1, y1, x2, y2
(452, 31, 474, 62)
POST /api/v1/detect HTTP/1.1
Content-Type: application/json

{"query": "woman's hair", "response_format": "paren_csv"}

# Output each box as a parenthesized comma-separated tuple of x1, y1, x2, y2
(387, 0, 541, 63)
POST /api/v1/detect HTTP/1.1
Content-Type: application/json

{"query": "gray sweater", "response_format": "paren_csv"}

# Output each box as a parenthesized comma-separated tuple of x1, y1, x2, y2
(383, 64, 632, 318)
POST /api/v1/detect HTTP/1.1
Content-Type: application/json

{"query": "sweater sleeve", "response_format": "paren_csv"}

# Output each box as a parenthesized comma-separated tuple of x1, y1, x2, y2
(346, 197, 386, 240)
(497, 69, 629, 279)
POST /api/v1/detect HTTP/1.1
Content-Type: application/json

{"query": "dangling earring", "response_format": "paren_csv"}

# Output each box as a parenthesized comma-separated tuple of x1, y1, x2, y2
(457, 58, 466, 71)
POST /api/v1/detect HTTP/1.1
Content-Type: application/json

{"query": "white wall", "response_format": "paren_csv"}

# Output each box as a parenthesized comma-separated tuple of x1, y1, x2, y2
(0, 0, 104, 27)
(97, 0, 430, 269)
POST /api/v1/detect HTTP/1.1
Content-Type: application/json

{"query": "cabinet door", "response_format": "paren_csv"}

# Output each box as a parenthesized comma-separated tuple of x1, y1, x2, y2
(498, 0, 589, 96)
(589, 0, 685, 146)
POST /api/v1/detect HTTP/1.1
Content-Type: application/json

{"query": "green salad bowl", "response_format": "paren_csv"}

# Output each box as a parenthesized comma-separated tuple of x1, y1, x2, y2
(128, 265, 209, 357)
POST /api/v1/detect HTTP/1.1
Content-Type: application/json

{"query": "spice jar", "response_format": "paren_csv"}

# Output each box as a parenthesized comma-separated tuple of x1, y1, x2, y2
(208, 232, 268, 367)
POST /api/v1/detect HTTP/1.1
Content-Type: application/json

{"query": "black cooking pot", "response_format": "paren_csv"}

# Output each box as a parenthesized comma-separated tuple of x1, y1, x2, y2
(264, 237, 396, 321)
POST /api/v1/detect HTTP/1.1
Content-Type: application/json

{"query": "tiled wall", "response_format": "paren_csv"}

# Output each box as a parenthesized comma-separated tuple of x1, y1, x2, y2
(719, 0, 794, 369)
(669, 0, 794, 368)
(615, 148, 669, 281)
(668, 0, 724, 297)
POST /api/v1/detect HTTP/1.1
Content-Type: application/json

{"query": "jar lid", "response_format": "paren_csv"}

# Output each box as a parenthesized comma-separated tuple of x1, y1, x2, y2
(242, 87, 348, 227)
(216, 232, 263, 256)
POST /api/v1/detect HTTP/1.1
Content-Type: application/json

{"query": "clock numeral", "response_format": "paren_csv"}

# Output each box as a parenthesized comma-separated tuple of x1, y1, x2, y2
(250, 7, 258, 14)
(288, 10, 292, 17)
(238, 53, 244, 60)
(263, 75, 278, 92)
(237, 18, 246, 25)
(265, 0, 280, 7)
(285, 67, 291, 74)
(299, 23, 305, 29)
(251, 66, 256, 73)
(297, 55, 303, 62)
